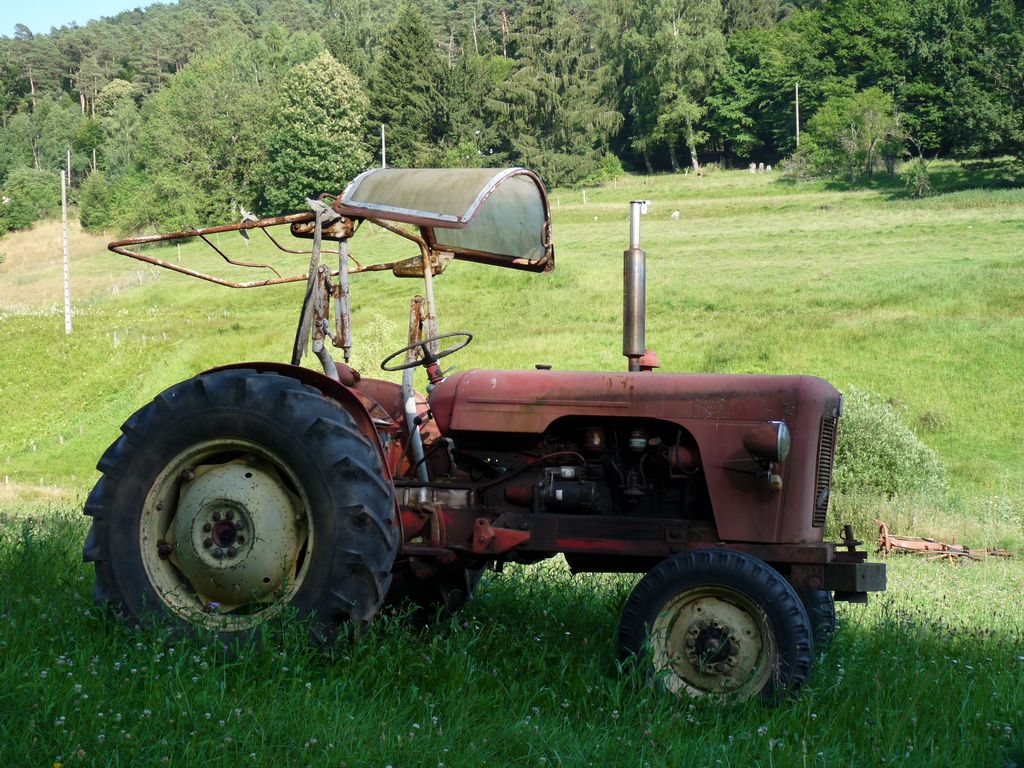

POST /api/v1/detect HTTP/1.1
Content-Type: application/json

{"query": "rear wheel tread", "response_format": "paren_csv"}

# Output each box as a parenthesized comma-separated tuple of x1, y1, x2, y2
(82, 368, 397, 642)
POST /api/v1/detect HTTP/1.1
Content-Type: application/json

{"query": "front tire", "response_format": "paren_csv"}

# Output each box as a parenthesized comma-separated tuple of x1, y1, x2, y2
(618, 549, 813, 703)
(82, 369, 397, 641)
(799, 587, 836, 649)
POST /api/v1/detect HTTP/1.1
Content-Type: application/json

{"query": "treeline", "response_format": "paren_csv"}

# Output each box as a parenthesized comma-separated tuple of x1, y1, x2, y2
(0, 0, 1021, 234)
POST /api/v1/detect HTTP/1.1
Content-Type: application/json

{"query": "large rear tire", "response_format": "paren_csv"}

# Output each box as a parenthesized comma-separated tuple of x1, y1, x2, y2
(618, 549, 813, 703)
(82, 369, 397, 641)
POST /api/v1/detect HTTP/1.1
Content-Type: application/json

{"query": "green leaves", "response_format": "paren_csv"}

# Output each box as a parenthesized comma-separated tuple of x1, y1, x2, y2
(0, 167, 60, 232)
(795, 87, 903, 181)
(261, 51, 371, 212)
(495, 1, 622, 187)
(614, 0, 727, 171)
(367, 5, 444, 169)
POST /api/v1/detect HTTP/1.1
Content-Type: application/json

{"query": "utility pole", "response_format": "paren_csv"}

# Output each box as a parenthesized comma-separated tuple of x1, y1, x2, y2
(795, 82, 801, 147)
(381, 124, 387, 169)
(62, 148, 72, 334)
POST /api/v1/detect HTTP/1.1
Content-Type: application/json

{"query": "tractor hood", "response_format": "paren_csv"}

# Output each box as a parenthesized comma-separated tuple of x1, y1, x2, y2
(430, 369, 841, 436)
(430, 369, 843, 544)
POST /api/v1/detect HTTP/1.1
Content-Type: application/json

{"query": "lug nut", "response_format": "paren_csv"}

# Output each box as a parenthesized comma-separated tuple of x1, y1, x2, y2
(203, 538, 213, 549)
(234, 520, 245, 531)
(180, 468, 196, 482)
(226, 509, 235, 520)
(236, 536, 245, 544)
(227, 547, 237, 557)
(213, 547, 224, 558)
(203, 522, 213, 533)
(212, 510, 221, 522)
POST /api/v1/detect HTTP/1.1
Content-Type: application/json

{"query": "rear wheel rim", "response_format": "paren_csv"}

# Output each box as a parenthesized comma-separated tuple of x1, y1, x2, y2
(651, 585, 776, 701)
(139, 439, 314, 630)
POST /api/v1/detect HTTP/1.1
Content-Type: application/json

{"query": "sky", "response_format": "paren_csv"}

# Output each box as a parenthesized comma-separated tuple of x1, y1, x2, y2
(0, 1, 174, 38)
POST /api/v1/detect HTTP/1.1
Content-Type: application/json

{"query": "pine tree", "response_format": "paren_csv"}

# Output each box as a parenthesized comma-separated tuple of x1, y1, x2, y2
(368, 4, 444, 168)
(495, 0, 621, 186)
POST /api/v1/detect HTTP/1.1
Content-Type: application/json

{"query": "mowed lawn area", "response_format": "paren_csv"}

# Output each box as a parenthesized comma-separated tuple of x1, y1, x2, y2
(0, 165, 1021, 766)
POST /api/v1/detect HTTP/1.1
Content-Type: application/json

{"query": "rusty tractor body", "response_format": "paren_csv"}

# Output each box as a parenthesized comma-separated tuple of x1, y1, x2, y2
(86, 168, 884, 702)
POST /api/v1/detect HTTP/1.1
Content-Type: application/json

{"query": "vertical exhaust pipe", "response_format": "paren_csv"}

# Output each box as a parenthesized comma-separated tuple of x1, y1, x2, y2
(624, 200, 649, 372)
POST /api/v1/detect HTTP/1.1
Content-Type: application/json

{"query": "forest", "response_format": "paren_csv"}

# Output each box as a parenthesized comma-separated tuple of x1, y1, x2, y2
(0, 0, 1021, 234)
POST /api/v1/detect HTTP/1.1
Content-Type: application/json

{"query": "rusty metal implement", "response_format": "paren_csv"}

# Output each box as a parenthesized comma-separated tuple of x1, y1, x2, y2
(107, 168, 554, 289)
(875, 520, 1013, 561)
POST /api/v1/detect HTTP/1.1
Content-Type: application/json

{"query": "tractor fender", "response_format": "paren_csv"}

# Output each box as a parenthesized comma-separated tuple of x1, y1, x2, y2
(203, 361, 393, 483)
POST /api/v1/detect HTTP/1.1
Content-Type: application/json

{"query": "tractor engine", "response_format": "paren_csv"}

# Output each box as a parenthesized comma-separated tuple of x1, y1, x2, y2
(454, 422, 711, 522)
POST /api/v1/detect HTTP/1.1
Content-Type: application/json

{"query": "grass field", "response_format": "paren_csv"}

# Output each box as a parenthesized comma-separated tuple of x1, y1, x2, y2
(1, 508, 1022, 766)
(1, 163, 1022, 765)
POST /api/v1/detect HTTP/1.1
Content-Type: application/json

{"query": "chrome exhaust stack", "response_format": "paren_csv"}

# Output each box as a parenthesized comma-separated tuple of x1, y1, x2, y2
(624, 200, 649, 372)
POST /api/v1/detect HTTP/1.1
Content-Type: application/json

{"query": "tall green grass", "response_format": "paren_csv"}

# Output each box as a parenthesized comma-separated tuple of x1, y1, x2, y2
(1, 507, 1021, 766)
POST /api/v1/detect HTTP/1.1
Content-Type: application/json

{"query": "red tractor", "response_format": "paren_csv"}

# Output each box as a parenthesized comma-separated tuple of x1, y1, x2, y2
(85, 168, 884, 702)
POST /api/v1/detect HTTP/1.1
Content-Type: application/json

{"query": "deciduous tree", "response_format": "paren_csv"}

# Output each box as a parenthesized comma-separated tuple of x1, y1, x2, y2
(260, 51, 371, 212)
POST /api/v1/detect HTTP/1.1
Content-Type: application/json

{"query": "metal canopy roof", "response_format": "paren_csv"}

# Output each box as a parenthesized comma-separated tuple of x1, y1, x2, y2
(335, 167, 554, 272)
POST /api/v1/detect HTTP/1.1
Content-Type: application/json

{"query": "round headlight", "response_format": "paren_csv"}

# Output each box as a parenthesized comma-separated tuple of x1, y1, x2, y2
(775, 421, 791, 463)
(743, 421, 791, 465)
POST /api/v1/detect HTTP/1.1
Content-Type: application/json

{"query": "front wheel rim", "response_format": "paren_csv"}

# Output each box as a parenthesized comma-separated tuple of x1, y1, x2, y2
(139, 439, 314, 630)
(650, 586, 776, 701)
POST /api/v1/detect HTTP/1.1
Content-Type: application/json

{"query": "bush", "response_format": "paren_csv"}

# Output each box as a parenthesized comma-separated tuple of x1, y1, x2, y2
(578, 153, 625, 187)
(108, 171, 204, 234)
(901, 157, 932, 198)
(78, 170, 115, 231)
(834, 386, 948, 499)
(0, 167, 61, 232)
(792, 88, 904, 183)
(778, 150, 824, 182)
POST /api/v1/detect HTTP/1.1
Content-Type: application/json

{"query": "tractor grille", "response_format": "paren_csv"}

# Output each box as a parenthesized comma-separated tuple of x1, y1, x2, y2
(812, 416, 838, 527)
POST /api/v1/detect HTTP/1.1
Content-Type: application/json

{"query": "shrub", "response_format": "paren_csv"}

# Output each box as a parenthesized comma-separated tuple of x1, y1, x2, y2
(79, 170, 115, 231)
(778, 150, 823, 182)
(578, 153, 625, 187)
(791, 88, 904, 183)
(833, 386, 948, 499)
(901, 157, 932, 198)
(0, 167, 61, 232)
(109, 171, 203, 234)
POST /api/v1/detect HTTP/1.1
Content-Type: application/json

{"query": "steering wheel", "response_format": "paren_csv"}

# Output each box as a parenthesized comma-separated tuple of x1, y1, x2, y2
(380, 331, 474, 372)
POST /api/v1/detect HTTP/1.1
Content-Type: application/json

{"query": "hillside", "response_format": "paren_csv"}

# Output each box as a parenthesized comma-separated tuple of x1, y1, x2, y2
(1, 166, 1021, 545)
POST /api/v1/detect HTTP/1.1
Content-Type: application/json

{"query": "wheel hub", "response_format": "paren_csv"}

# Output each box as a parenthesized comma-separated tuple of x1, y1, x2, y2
(652, 589, 774, 700)
(686, 620, 739, 674)
(168, 462, 305, 606)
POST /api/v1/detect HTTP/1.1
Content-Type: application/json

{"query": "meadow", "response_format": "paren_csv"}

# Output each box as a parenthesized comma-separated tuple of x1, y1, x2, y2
(0, 164, 1022, 765)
